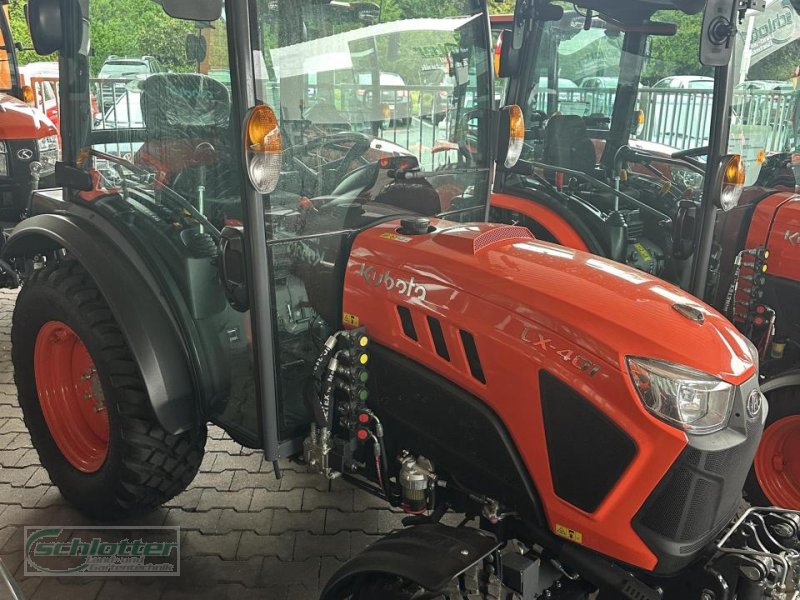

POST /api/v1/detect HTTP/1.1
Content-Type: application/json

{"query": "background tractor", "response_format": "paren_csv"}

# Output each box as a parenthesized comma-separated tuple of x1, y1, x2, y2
(491, 0, 800, 510)
(0, 0, 57, 221)
(4, 0, 800, 597)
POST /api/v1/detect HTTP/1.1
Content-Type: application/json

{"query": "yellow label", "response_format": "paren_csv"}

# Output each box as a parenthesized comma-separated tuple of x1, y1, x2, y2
(633, 242, 652, 263)
(555, 524, 583, 544)
(380, 232, 412, 243)
(343, 313, 360, 327)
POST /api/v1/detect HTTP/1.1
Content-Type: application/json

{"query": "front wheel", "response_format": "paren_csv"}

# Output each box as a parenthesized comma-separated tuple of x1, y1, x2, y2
(12, 260, 207, 519)
(747, 386, 800, 509)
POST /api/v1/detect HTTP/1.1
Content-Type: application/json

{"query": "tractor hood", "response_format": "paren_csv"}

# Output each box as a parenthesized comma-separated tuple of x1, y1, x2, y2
(345, 219, 755, 384)
(0, 92, 57, 141)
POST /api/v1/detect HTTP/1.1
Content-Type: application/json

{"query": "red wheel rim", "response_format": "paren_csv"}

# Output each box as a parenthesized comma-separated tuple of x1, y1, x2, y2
(754, 415, 800, 509)
(34, 321, 109, 473)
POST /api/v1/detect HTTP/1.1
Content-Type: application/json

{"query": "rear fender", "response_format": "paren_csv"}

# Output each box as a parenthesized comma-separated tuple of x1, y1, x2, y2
(491, 192, 602, 254)
(319, 524, 499, 599)
(2, 213, 197, 433)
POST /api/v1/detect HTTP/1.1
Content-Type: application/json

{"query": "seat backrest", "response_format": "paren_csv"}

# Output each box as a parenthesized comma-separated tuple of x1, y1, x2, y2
(140, 73, 230, 140)
(543, 115, 596, 177)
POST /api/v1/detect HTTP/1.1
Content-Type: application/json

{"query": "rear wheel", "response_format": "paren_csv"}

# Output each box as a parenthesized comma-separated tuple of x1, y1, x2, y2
(12, 260, 206, 519)
(747, 386, 800, 509)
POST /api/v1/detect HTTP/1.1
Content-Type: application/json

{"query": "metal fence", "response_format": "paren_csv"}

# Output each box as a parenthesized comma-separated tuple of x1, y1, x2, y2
(29, 76, 800, 159)
(529, 86, 800, 153)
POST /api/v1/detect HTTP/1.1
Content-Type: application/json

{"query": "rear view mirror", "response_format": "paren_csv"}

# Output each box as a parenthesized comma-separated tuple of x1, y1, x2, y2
(185, 34, 208, 64)
(159, 0, 223, 21)
(699, 0, 737, 67)
(496, 30, 520, 78)
(27, 0, 64, 55)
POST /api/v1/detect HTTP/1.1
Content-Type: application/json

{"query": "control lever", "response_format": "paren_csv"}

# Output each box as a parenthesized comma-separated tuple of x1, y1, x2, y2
(192, 142, 218, 232)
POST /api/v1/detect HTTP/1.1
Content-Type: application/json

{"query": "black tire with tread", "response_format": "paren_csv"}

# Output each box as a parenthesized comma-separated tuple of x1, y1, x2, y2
(744, 385, 800, 508)
(12, 260, 206, 519)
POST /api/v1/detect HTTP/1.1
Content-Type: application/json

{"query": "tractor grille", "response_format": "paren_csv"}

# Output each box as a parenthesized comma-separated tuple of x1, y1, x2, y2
(633, 389, 764, 574)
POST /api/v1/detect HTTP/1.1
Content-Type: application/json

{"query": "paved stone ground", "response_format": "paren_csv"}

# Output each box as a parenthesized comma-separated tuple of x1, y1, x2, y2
(0, 287, 404, 599)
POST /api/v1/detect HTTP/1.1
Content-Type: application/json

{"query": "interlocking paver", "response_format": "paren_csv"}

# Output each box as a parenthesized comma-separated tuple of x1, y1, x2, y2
(0, 289, 399, 597)
(183, 531, 242, 560)
(324, 509, 379, 534)
(236, 532, 295, 561)
(30, 579, 104, 600)
(270, 509, 325, 535)
(180, 555, 262, 587)
(302, 489, 353, 512)
(293, 532, 350, 561)
(216, 508, 273, 535)
(164, 508, 222, 533)
(196, 488, 253, 512)
(250, 488, 303, 512)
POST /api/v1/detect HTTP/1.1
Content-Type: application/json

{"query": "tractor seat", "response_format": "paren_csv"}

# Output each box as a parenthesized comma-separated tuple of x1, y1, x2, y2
(140, 73, 230, 138)
(136, 73, 231, 181)
(543, 115, 596, 181)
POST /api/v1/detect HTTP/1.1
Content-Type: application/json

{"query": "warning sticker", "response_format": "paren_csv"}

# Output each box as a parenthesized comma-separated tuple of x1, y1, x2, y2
(555, 524, 583, 544)
(380, 232, 412, 243)
(343, 313, 360, 327)
(633, 243, 652, 264)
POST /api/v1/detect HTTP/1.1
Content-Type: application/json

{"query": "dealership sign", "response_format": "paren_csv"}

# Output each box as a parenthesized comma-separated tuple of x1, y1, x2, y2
(746, 0, 800, 65)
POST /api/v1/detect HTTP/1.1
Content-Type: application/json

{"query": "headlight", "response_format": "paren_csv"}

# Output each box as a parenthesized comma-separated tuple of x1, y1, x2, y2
(36, 136, 59, 176)
(0, 142, 8, 177)
(628, 357, 735, 434)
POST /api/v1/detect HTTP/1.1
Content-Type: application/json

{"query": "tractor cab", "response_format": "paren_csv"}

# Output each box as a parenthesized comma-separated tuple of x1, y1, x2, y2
(0, 0, 58, 220)
(13, 0, 502, 458)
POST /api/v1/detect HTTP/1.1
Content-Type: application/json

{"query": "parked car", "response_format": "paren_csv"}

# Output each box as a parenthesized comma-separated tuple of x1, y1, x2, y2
(652, 75, 714, 90)
(356, 71, 411, 126)
(529, 76, 585, 115)
(97, 56, 163, 110)
(579, 76, 617, 117)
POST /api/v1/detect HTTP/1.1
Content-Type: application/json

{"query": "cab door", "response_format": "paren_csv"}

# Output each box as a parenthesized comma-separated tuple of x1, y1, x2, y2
(232, 0, 496, 458)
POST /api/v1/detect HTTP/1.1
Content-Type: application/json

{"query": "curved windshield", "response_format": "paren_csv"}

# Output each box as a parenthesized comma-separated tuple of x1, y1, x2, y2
(255, 0, 493, 237)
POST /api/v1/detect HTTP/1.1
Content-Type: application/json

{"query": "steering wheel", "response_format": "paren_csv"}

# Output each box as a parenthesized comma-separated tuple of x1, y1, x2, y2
(528, 110, 548, 125)
(284, 131, 374, 195)
(670, 146, 708, 171)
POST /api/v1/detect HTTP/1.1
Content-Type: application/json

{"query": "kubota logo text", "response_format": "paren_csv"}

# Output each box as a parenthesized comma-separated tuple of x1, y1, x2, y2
(359, 263, 427, 301)
(784, 230, 800, 246)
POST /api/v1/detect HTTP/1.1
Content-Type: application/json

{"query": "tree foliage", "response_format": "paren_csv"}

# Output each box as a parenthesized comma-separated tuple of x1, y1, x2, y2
(7, 0, 799, 85)
(8, 0, 194, 74)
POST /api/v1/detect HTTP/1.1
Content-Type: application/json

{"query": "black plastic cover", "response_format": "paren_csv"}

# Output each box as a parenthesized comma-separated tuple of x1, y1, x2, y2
(540, 371, 636, 513)
(319, 524, 499, 598)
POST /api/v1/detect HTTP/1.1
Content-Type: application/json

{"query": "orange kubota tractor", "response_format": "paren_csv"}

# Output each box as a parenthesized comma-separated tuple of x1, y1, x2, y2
(0, 0, 57, 221)
(4, 0, 800, 598)
(491, 0, 800, 511)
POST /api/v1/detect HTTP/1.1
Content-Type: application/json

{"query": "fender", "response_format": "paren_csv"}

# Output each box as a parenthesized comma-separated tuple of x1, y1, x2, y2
(760, 370, 800, 395)
(319, 524, 499, 599)
(2, 212, 197, 433)
(491, 191, 602, 254)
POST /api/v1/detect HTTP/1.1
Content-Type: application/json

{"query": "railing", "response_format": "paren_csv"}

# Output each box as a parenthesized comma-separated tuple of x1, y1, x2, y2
(28, 75, 800, 160)
(529, 86, 800, 153)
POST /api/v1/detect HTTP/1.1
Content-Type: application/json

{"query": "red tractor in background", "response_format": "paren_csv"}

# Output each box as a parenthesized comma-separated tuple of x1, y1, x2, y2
(0, 0, 57, 221)
(491, 0, 800, 510)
